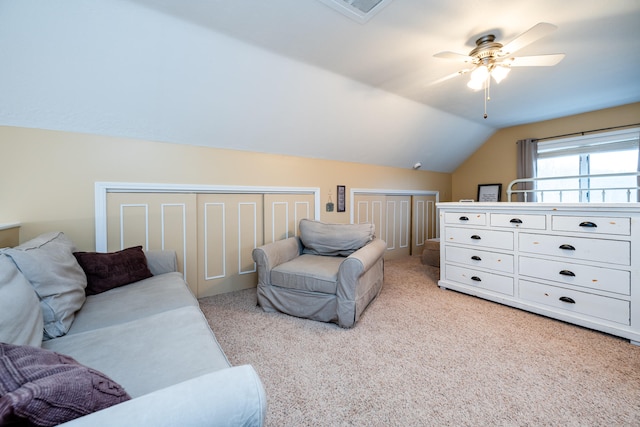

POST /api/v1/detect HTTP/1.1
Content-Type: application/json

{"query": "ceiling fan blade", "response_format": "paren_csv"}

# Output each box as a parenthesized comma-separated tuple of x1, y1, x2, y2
(434, 51, 474, 63)
(504, 54, 565, 67)
(427, 69, 471, 86)
(500, 22, 557, 56)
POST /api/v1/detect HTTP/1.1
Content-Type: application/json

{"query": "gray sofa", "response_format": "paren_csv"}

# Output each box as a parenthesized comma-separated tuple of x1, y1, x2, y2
(0, 232, 266, 426)
(252, 219, 386, 328)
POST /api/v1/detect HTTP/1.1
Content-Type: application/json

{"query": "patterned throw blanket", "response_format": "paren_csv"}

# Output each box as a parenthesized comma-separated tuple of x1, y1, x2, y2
(0, 343, 130, 426)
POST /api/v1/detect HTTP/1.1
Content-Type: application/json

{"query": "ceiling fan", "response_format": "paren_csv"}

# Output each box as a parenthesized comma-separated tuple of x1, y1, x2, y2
(432, 22, 565, 119)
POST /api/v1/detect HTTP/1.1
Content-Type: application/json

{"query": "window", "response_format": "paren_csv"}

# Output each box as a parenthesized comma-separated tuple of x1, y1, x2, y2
(536, 128, 640, 202)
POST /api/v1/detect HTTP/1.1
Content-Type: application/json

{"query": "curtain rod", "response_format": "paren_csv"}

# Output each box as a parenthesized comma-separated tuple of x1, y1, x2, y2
(533, 122, 640, 142)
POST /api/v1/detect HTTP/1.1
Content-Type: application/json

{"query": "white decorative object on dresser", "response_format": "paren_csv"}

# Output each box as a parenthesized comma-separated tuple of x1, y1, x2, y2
(437, 202, 640, 345)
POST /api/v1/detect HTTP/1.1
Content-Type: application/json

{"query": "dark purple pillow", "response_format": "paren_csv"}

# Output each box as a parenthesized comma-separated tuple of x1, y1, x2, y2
(73, 246, 153, 296)
(0, 343, 130, 426)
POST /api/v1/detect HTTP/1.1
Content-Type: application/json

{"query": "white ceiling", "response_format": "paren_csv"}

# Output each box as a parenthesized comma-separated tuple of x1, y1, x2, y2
(128, 0, 640, 127)
(1, 1, 638, 173)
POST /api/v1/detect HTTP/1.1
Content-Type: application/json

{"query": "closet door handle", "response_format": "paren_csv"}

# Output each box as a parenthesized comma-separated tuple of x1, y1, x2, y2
(559, 270, 575, 277)
(559, 296, 576, 304)
(471, 235, 481, 240)
(559, 244, 575, 251)
(579, 221, 597, 228)
(459, 216, 469, 221)
(471, 255, 482, 261)
(471, 276, 482, 282)
(509, 218, 523, 224)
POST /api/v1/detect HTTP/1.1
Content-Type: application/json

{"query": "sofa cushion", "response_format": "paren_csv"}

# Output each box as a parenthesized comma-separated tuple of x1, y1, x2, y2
(3, 232, 87, 340)
(0, 342, 130, 426)
(73, 246, 153, 296)
(271, 254, 342, 294)
(66, 272, 198, 335)
(42, 306, 231, 398)
(0, 254, 43, 347)
(299, 219, 374, 256)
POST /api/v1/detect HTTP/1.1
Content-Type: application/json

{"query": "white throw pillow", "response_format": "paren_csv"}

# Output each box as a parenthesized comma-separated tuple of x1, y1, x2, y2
(0, 254, 44, 346)
(4, 232, 87, 340)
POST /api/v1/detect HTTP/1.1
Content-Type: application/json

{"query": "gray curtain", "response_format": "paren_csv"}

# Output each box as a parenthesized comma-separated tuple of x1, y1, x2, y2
(516, 139, 538, 202)
(637, 141, 639, 202)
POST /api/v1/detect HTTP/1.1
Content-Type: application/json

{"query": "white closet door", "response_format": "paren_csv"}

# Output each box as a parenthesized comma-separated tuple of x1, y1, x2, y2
(263, 193, 315, 244)
(106, 192, 197, 294)
(197, 193, 264, 297)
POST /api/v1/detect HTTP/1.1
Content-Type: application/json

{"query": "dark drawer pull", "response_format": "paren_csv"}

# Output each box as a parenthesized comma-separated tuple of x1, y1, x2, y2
(471, 235, 481, 240)
(559, 270, 575, 277)
(471, 255, 482, 261)
(559, 296, 576, 304)
(559, 244, 575, 251)
(509, 218, 523, 224)
(471, 276, 482, 282)
(459, 216, 469, 221)
(579, 221, 597, 228)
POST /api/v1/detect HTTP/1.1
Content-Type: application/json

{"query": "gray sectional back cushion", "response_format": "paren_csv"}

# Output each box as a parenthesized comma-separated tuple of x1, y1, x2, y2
(0, 254, 44, 346)
(299, 219, 374, 256)
(4, 232, 87, 340)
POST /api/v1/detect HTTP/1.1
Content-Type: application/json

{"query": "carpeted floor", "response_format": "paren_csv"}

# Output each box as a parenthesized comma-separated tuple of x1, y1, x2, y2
(198, 256, 640, 426)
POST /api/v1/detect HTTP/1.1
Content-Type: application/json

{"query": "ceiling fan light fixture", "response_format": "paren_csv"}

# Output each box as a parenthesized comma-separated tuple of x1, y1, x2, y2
(491, 65, 510, 84)
(432, 22, 564, 120)
(470, 65, 489, 83)
(466, 78, 484, 91)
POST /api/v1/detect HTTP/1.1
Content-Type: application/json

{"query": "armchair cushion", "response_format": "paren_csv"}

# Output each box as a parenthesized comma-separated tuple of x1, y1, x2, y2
(299, 219, 374, 256)
(271, 255, 342, 294)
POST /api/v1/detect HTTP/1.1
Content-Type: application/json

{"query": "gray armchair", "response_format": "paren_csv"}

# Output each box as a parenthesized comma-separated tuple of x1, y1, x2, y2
(252, 219, 386, 328)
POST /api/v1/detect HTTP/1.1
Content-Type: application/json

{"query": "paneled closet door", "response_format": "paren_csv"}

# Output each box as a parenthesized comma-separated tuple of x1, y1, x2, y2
(105, 193, 198, 294)
(411, 194, 438, 256)
(384, 195, 411, 260)
(354, 193, 412, 259)
(263, 193, 315, 244)
(197, 193, 264, 297)
(353, 194, 385, 242)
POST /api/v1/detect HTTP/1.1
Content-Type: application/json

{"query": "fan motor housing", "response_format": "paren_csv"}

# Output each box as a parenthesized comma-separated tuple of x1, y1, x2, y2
(469, 35, 503, 61)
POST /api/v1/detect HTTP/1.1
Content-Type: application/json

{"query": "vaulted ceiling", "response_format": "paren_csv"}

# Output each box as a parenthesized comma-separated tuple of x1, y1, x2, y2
(129, 0, 640, 127)
(1, 0, 639, 172)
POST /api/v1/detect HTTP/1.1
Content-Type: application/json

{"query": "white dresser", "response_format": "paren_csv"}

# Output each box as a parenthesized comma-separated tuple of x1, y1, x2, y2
(437, 202, 640, 345)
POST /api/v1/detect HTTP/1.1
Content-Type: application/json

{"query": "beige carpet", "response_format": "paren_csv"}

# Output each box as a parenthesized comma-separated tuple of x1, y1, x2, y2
(198, 256, 640, 426)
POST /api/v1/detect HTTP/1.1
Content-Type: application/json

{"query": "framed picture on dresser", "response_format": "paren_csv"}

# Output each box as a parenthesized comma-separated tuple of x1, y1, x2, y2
(477, 183, 502, 202)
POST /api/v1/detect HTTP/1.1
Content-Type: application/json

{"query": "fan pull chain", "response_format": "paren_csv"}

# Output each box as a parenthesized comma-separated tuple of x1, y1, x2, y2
(483, 76, 491, 119)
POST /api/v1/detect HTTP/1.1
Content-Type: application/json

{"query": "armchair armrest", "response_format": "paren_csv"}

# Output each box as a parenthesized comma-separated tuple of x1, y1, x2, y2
(336, 238, 387, 327)
(338, 238, 387, 283)
(252, 237, 301, 286)
(59, 365, 266, 427)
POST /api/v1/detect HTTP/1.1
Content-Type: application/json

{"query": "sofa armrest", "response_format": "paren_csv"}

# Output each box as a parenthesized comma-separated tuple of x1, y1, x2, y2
(144, 250, 178, 275)
(252, 237, 301, 286)
(59, 365, 266, 427)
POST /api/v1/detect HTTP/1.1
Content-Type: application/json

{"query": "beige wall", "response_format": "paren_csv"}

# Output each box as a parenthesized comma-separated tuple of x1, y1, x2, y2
(451, 102, 640, 202)
(0, 126, 451, 251)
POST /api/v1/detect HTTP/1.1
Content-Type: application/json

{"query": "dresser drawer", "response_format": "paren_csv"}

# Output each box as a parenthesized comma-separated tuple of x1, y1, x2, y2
(552, 215, 631, 236)
(445, 227, 513, 250)
(446, 264, 513, 296)
(519, 280, 630, 325)
(519, 256, 630, 295)
(519, 233, 630, 266)
(491, 213, 546, 230)
(445, 246, 513, 273)
(444, 212, 486, 226)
